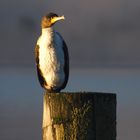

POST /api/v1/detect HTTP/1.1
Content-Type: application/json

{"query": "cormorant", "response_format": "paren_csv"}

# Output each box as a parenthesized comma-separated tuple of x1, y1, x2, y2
(35, 13, 69, 92)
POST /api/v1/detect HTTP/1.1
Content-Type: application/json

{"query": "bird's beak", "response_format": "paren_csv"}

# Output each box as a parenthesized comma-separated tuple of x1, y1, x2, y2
(51, 15, 65, 24)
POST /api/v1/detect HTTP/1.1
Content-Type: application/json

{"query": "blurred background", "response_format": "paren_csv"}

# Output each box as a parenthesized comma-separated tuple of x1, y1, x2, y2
(0, 0, 140, 139)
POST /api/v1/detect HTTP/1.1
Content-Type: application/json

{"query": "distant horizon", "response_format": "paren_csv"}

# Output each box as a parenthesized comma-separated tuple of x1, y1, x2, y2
(1, 63, 140, 69)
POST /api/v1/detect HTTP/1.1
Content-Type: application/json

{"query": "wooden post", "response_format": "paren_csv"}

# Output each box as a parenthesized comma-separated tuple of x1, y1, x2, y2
(42, 92, 116, 140)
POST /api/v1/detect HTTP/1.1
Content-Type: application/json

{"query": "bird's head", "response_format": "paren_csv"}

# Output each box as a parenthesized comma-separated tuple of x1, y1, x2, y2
(41, 13, 65, 28)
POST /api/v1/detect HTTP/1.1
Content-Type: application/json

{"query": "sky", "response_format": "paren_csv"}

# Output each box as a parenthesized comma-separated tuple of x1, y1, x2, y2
(0, 0, 140, 68)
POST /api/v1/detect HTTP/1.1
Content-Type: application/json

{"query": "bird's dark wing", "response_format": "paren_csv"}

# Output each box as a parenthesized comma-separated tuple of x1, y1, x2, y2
(56, 32, 69, 89)
(62, 40, 69, 89)
(35, 45, 47, 88)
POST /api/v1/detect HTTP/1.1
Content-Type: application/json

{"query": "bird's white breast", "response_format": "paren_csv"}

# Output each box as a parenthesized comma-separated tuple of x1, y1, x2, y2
(37, 28, 65, 89)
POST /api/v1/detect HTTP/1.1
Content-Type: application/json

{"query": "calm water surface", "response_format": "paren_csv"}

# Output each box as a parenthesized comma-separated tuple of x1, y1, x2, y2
(0, 67, 140, 140)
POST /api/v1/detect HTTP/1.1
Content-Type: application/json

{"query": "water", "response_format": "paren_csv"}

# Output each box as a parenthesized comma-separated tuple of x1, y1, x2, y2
(0, 67, 140, 140)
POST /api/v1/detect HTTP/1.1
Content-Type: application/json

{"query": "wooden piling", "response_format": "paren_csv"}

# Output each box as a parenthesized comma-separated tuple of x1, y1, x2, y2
(42, 92, 116, 140)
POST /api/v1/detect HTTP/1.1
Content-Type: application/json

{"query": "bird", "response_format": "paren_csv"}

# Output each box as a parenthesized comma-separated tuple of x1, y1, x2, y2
(35, 13, 69, 93)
